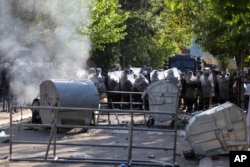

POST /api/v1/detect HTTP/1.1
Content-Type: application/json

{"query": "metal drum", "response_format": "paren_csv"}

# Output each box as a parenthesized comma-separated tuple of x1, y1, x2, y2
(39, 79, 99, 125)
(142, 80, 180, 125)
(186, 102, 248, 155)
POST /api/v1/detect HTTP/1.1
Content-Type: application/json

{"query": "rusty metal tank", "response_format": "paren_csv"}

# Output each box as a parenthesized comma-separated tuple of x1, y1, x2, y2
(186, 102, 248, 155)
(38, 79, 99, 125)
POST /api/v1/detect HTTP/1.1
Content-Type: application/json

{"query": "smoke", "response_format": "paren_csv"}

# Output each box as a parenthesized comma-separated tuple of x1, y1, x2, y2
(0, 0, 93, 104)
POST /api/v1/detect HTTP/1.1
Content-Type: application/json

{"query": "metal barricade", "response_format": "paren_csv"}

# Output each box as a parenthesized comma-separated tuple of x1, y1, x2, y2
(97, 91, 145, 125)
(9, 104, 179, 167)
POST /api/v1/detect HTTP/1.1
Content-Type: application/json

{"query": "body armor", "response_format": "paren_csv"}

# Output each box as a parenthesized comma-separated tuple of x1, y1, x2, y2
(200, 74, 214, 98)
(217, 74, 230, 102)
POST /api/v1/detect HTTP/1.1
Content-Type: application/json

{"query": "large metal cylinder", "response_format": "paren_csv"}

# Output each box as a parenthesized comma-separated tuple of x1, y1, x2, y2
(186, 102, 248, 155)
(39, 79, 99, 125)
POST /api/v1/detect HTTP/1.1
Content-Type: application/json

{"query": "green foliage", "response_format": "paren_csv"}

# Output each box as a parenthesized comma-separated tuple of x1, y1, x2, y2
(245, 55, 250, 67)
(88, 0, 129, 51)
(10, 0, 195, 71)
(13, 0, 250, 73)
(171, 0, 250, 70)
(84, 0, 130, 72)
(116, 0, 193, 69)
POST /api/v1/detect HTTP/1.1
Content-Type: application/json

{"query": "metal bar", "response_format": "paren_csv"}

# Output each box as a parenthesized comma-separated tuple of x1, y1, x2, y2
(53, 109, 58, 158)
(9, 98, 13, 159)
(110, 98, 120, 124)
(94, 112, 145, 116)
(127, 93, 134, 166)
(104, 101, 144, 105)
(188, 128, 219, 135)
(127, 113, 134, 167)
(16, 105, 176, 115)
(172, 114, 178, 163)
(10, 104, 178, 166)
(12, 141, 53, 145)
(44, 120, 55, 160)
(17, 108, 23, 131)
(101, 101, 144, 105)
(12, 123, 52, 128)
(106, 90, 143, 95)
(10, 157, 173, 167)
(11, 140, 174, 150)
(13, 122, 176, 133)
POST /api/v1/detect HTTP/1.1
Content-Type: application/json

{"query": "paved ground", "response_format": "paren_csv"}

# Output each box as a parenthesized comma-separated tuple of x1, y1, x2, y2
(0, 107, 231, 167)
(0, 108, 202, 167)
(199, 156, 229, 167)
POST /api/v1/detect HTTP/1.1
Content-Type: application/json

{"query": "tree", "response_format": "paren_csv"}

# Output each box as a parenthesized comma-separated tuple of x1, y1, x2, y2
(169, 0, 250, 108)
(168, 0, 250, 70)
(117, 0, 193, 69)
(85, 0, 194, 71)
(86, 0, 129, 72)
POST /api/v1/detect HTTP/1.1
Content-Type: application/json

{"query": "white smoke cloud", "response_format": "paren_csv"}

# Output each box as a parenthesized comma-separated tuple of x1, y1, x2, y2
(0, 0, 93, 104)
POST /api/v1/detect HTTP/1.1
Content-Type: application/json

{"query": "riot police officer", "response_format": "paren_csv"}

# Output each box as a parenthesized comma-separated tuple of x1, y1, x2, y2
(217, 71, 230, 103)
(184, 70, 198, 113)
(199, 67, 214, 110)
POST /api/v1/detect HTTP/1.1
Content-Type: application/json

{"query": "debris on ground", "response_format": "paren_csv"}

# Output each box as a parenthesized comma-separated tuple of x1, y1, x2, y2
(183, 149, 204, 160)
